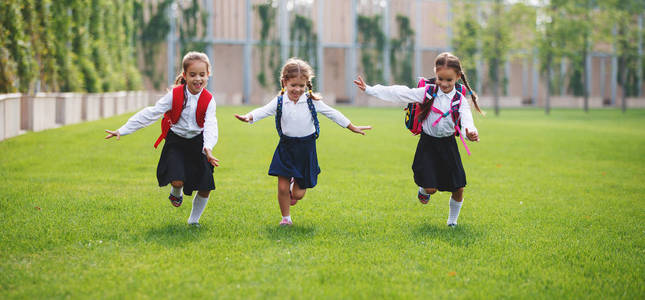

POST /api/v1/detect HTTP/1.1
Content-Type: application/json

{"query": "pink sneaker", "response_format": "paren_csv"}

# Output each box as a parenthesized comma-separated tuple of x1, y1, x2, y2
(417, 190, 430, 204)
(279, 219, 293, 226)
(289, 177, 298, 206)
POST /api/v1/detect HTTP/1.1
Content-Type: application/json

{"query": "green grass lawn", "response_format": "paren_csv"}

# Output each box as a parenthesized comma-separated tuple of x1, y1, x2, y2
(1, 107, 643, 299)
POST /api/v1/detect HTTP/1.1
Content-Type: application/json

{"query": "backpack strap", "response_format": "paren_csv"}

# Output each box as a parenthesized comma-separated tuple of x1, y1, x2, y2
(154, 85, 186, 148)
(275, 94, 320, 139)
(452, 83, 471, 156)
(195, 88, 213, 128)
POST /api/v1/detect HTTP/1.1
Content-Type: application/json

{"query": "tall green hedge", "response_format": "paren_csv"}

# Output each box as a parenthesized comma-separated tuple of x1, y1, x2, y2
(0, 0, 143, 93)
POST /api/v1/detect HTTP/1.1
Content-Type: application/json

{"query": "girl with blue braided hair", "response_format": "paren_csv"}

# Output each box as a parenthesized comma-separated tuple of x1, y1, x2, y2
(235, 57, 371, 226)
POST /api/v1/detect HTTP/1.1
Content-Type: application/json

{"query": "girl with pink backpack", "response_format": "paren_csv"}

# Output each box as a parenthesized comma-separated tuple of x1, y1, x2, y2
(354, 52, 484, 227)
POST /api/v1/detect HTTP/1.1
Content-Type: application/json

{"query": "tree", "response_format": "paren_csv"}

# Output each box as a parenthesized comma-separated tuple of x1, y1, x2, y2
(606, 0, 645, 112)
(357, 14, 386, 84)
(453, 1, 481, 94)
(481, 0, 511, 116)
(390, 14, 415, 87)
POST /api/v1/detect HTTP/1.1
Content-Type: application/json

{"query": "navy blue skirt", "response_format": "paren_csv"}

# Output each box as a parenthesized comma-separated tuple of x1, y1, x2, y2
(268, 134, 320, 189)
(412, 132, 466, 192)
(157, 130, 215, 196)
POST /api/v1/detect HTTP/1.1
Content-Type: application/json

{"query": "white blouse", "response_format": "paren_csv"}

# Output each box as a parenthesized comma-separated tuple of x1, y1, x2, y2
(117, 88, 218, 151)
(249, 93, 351, 137)
(365, 84, 477, 139)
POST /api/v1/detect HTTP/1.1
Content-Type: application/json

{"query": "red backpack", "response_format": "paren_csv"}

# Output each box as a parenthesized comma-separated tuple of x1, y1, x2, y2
(154, 85, 213, 148)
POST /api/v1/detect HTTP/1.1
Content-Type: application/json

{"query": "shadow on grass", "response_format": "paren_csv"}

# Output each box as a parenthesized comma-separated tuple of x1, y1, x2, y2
(412, 223, 484, 247)
(262, 224, 317, 241)
(143, 223, 208, 247)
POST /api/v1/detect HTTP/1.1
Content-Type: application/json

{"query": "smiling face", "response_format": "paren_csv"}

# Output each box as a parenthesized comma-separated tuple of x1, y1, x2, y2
(435, 67, 459, 94)
(282, 76, 308, 102)
(182, 61, 209, 94)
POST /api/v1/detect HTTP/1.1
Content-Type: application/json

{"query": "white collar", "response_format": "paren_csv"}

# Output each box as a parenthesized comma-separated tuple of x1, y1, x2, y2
(285, 93, 308, 104)
(437, 87, 456, 98)
(187, 87, 203, 98)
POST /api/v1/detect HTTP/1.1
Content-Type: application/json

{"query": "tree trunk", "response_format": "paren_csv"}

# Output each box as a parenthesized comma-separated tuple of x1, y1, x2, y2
(494, 59, 500, 116)
(546, 56, 552, 115)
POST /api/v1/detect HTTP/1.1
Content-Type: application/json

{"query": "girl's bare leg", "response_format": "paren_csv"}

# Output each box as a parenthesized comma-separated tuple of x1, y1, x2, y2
(291, 180, 307, 201)
(277, 176, 291, 217)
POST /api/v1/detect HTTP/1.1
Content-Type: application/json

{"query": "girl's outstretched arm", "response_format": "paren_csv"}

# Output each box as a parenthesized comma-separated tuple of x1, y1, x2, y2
(234, 113, 253, 123)
(104, 129, 121, 140)
(353, 75, 425, 105)
(347, 123, 372, 135)
(235, 97, 278, 124)
(104, 92, 172, 140)
(353, 76, 368, 91)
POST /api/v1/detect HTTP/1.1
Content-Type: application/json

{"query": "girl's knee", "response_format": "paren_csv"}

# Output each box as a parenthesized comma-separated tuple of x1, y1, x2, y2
(171, 181, 184, 188)
(292, 189, 306, 200)
(278, 185, 290, 196)
(197, 190, 210, 198)
(452, 188, 464, 201)
(424, 188, 438, 194)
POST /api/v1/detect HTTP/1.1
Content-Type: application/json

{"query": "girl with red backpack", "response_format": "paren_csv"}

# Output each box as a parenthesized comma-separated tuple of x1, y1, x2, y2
(235, 58, 371, 226)
(105, 52, 219, 227)
(354, 52, 484, 227)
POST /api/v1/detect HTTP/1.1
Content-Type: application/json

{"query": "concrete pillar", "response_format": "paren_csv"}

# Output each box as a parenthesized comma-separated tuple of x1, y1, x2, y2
(383, 0, 391, 84)
(243, 0, 252, 104)
(317, 0, 324, 92)
(167, 2, 178, 88)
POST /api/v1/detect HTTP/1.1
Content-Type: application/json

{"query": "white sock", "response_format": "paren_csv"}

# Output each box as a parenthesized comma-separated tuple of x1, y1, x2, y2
(171, 186, 183, 198)
(187, 194, 209, 224)
(447, 197, 463, 225)
(418, 186, 430, 196)
(282, 215, 292, 222)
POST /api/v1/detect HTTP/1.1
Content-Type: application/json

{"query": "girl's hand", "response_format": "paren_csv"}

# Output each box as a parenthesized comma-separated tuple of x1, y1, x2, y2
(353, 76, 367, 91)
(234, 113, 252, 123)
(204, 148, 220, 167)
(104, 129, 120, 140)
(347, 123, 372, 135)
(465, 128, 479, 142)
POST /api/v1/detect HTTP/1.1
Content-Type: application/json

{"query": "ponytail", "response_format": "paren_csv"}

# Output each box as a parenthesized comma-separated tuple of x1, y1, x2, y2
(306, 81, 321, 100)
(460, 72, 484, 115)
(174, 73, 186, 86)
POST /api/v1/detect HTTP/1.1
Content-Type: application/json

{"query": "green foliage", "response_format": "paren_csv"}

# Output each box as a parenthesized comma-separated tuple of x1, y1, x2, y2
(34, 0, 59, 92)
(452, 2, 481, 92)
(0, 3, 17, 93)
(72, 0, 102, 92)
(482, 0, 511, 97)
(1, 107, 645, 298)
(255, 2, 281, 90)
(289, 14, 318, 88)
(1, 0, 37, 93)
(140, 0, 172, 90)
(390, 15, 415, 87)
(179, 0, 209, 55)
(0, 0, 143, 93)
(536, 2, 569, 96)
(52, 0, 83, 92)
(604, 0, 645, 97)
(357, 14, 386, 84)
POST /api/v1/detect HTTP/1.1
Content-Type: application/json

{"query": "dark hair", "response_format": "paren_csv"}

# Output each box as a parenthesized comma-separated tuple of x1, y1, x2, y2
(279, 57, 321, 100)
(174, 51, 212, 86)
(418, 52, 484, 122)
